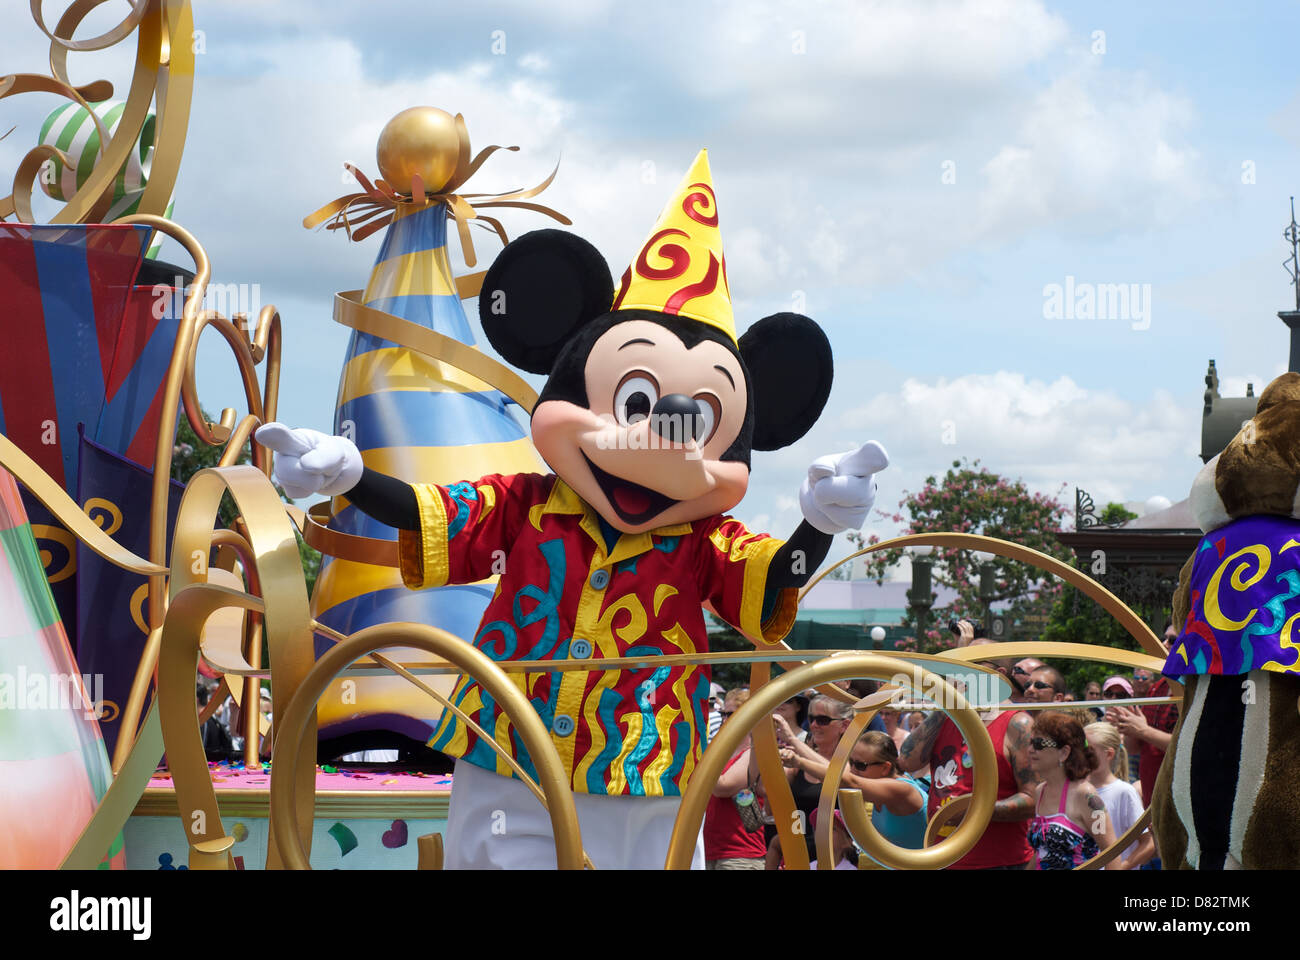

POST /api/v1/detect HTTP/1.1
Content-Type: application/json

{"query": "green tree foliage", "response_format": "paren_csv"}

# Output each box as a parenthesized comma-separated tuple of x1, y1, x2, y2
(1043, 502, 1156, 696)
(848, 459, 1071, 655)
(1098, 502, 1139, 526)
(705, 613, 753, 691)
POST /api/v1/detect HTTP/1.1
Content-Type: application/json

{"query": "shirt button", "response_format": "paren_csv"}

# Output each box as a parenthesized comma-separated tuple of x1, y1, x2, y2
(570, 638, 592, 659)
(553, 714, 575, 737)
(589, 569, 610, 590)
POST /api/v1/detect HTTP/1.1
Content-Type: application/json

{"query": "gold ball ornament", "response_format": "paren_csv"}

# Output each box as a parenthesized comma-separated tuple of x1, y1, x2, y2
(375, 106, 464, 195)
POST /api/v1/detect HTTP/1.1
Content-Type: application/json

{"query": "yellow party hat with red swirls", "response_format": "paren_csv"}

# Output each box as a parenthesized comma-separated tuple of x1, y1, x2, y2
(611, 149, 735, 343)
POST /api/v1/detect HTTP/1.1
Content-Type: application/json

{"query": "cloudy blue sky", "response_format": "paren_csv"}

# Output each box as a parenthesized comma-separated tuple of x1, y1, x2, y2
(4, 0, 1298, 561)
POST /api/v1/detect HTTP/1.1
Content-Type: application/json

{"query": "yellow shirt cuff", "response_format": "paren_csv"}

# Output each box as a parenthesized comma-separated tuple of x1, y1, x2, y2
(399, 483, 450, 589)
(739, 537, 798, 642)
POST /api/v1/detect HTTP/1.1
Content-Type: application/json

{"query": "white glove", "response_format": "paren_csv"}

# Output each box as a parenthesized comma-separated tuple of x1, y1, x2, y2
(254, 422, 363, 499)
(798, 441, 890, 534)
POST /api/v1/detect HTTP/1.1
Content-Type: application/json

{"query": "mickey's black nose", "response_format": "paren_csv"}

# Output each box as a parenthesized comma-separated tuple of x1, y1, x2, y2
(651, 394, 704, 443)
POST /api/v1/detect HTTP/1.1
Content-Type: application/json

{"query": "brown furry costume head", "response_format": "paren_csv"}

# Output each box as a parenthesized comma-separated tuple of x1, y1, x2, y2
(1151, 372, 1300, 869)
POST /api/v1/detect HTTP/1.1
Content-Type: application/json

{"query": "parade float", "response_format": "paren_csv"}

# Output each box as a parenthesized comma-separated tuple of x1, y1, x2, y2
(0, 0, 1193, 871)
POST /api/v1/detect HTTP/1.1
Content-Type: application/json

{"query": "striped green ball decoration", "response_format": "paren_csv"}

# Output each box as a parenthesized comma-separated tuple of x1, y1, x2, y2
(37, 99, 172, 257)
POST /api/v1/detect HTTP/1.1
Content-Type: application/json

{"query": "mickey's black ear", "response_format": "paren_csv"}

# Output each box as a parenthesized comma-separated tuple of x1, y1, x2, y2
(739, 313, 833, 451)
(479, 229, 614, 374)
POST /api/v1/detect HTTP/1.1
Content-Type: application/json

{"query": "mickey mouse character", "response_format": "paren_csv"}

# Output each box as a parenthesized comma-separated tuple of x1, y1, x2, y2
(258, 151, 888, 868)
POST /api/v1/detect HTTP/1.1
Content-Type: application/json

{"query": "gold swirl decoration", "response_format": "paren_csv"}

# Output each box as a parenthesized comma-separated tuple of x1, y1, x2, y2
(129, 582, 149, 634)
(28, 499, 125, 584)
(1, 0, 193, 225)
(303, 107, 570, 266)
(666, 654, 998, 870)
(157, 464, 317, 869)
(267, 622, 585, 870)
(30, 0, 151, 52)
(105, 213, 284, 774)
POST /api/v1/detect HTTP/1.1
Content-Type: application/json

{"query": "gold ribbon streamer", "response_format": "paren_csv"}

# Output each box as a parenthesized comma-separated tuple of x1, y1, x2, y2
(334, 289, 539, 412)
(285, 290, 540, 566)
(303, 127, 571, 266)
(0, 433, 166, 576)
(288, 501, 399, 568)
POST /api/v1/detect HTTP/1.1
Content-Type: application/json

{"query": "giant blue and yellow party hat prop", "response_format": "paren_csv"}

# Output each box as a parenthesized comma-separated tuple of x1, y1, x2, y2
(306, 108, 567, 748)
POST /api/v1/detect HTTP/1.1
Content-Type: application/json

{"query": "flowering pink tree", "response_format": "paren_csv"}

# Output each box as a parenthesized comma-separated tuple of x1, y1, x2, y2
(847, 458, 1071, 653)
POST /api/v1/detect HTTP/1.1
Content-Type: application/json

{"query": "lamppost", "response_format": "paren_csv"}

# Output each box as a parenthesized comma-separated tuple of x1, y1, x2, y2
(870, 625, 886, 650)
(973, 549, 997, 624)
(906, 545, 935, 640)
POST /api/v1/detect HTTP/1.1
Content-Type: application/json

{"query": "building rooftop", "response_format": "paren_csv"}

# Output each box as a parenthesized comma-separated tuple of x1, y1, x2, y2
(797, 578, 962, 625)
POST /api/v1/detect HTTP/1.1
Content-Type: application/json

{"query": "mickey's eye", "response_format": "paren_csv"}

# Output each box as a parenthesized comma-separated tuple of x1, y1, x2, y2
(614, 373, 659, 426)
(693, 393, 721, 445)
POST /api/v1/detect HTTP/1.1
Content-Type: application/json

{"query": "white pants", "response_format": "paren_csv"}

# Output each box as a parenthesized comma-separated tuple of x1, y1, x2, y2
(444, 759, 704, 870)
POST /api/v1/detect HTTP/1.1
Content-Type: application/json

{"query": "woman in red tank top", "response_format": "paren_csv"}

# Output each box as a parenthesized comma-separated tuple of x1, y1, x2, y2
(703, 689, 767, 869)
(926, 708, 1034, 869)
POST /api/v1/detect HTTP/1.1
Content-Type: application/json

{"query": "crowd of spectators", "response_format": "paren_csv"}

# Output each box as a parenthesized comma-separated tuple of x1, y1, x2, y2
(700, 620, 1181, 870)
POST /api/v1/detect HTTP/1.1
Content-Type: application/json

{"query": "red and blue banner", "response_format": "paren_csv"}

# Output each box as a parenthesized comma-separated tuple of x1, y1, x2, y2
(75, 430, 185, 757)
(0, 224, 187, 661)
(0, 224, 152, 491)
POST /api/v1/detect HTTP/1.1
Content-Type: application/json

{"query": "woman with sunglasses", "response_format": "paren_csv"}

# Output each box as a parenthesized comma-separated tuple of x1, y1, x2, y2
(1026, 711, 1119, 869)
(842, 731, 928, 850)
(879, 706, 908, 754)
(772, 692, 810, 742)
(761, 695, 853, 866)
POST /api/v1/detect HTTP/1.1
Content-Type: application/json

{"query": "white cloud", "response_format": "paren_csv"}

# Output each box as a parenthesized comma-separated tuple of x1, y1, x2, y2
(976, 64, 1209, 240)
(0, 2, 1227, 546)
(831, 372, 1200, 527)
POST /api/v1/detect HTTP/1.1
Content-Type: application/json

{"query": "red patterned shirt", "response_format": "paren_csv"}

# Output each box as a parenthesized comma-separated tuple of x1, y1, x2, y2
(396, 473, 797, 797)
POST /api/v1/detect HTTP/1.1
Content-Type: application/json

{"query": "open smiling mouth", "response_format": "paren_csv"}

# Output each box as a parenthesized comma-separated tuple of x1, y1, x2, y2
(582, 453, 679, 526)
